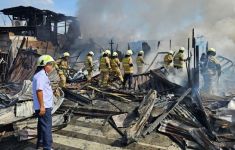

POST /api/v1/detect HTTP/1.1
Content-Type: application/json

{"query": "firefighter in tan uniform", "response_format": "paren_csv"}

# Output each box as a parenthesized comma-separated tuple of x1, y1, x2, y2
(85, 51, 94, 81)
(122, 50, 134, 90)
(201, 48, 221, 94)
(99, 50, 111, 87)
(111, 52, 123, 82)
(56, 52, 70, 87)
(136, 50, 146, 74)
(173, 47, 187, 70)
(164, 50, 174, 69)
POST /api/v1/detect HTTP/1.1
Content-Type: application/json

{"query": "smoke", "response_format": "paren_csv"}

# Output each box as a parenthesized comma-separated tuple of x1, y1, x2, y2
(75, 0, 235, 95)
(77, 0, 235, 60)
(77, 0, 200, 41)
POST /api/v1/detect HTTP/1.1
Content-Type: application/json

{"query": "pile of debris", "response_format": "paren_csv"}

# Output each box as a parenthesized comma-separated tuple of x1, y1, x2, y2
(0, 50, 235, 149)
(59, 68, 235, 149)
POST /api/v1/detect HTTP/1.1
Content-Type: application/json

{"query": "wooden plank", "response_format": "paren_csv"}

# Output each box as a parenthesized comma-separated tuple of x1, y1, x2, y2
(142, 88, 191, 136)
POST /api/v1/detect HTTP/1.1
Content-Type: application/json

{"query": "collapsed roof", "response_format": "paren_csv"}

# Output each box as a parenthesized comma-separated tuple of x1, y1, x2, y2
(0, 6, 78, 44)
(1, 6, 76, 22)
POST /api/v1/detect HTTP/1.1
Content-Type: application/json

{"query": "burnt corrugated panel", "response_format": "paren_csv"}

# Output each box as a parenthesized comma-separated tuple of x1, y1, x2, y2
(7, 50, 40, 83)
(150, 69, 184, 94)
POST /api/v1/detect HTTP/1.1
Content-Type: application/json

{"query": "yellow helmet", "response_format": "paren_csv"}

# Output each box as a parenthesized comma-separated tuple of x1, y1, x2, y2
(37, 55, 55, 66)
(105, 49, 111, 55)
(208, 48, 216, 53)
(113, 52, 118, 56)
(88, 51, 94, 56)
(63, 52, 70, 57)
(139, 50, 144, 54)
(126, 49, 133, 55)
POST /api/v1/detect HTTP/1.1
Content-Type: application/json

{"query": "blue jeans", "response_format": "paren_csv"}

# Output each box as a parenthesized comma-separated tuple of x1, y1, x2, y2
(123, 73, 133, 89)
(35, 108, 52, 150)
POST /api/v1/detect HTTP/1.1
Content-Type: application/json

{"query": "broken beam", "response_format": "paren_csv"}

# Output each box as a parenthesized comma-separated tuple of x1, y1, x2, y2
(142, 88, 191, 136)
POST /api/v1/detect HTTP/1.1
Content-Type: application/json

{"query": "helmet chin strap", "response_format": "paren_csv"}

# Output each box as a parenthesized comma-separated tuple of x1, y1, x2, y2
(40, 60, 44, 65)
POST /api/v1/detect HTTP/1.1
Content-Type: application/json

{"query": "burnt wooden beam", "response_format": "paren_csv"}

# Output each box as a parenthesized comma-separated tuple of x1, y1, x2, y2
(142, 88, 191, 136)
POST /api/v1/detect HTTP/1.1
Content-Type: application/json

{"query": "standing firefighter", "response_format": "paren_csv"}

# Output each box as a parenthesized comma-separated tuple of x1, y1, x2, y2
(122, 49, 134, 90)
(136, 50, 146, 74)
(174, 47, 187, 70)
(33, 55, 55, 150)
(202, 48, 221, 94)
(85, 51, 94, 81)
(56, 52, 70, 87)
(111, 52, 123, 82)
(99, 50, 111, 87)
(164, 50, 174, 69)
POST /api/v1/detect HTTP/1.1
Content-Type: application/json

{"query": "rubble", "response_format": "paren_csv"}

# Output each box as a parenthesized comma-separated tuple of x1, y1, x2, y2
(0, 5, 235, 150)
(1, 57, 235, 149)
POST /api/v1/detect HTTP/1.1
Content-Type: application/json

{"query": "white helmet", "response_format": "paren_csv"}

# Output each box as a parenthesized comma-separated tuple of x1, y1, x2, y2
(208, 48, 216, 53)
(126, 49, 133, 55)
(113, 52, 118, 56)
(37, 55, 55, 66)
(208, 48, 216, 55)
(168, 50, 174, 55)
(139, 50, 144, 54)
(179, 47, 185, 52)
(105, 49, 111, 55)
(63, 52, 70, 57)
(88, 51, 94, 56)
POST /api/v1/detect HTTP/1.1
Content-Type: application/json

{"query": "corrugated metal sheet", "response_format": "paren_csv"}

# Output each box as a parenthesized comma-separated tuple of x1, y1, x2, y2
(7, 50, 40, 83)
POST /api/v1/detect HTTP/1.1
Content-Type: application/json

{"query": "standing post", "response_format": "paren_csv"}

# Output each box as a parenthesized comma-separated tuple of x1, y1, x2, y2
(169, 40, 171, 50)
(187, 38, 191, 87)
(195, 45, 200, 90)
(192, 28, 196, 69)
(65, 20, 67, 35)
(109, 39, 114, 57)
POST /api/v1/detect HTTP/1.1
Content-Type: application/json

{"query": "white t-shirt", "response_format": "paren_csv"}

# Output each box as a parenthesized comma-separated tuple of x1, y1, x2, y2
(32, 69, 53, 110)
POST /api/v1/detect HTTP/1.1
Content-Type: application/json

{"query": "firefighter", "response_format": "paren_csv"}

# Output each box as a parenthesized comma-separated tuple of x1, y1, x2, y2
(136, 50, 146, 74)
(122, 49, 134, 90)
(85, 51, 94, 81)
(164, 50, 174, 69)
(111, 52, 123, 82)
(99, 50, 111, 87)
(202, 48, 221, 94)
(56, 52, 70, 87)
(174, 47, 187, 70)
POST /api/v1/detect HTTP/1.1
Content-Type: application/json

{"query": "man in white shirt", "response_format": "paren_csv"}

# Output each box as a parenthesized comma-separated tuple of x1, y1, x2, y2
(32, 55, 55, 150)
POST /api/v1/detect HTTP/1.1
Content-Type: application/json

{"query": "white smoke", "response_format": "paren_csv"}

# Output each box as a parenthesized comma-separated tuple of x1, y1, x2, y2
(77, 0, 235, 60)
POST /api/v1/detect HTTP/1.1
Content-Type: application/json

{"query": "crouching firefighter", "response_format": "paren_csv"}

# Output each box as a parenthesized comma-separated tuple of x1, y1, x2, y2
(201, 48, 221, 95)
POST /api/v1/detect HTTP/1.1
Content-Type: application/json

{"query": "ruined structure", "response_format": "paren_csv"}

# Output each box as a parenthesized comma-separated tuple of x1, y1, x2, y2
(0, 6, 80, 83)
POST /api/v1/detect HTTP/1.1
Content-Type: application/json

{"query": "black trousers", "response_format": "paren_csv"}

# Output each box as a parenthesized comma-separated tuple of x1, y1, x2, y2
(35, 108, 52, 150)
(123, 73, 133, 89)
